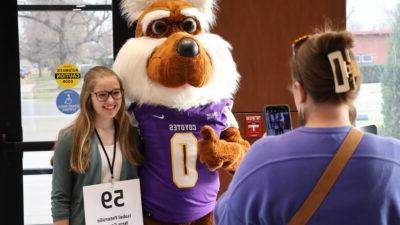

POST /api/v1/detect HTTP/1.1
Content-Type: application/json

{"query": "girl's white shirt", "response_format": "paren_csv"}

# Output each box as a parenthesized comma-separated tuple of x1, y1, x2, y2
(98, 141, 122, 183)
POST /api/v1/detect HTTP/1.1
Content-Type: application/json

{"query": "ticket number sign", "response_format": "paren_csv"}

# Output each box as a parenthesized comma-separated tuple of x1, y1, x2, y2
(83, 179, 144, 225)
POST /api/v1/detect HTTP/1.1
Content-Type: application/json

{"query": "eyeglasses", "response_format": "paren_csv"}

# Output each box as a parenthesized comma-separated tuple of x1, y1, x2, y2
(92, 89, 122, 102)
(291, 35, 310, 57)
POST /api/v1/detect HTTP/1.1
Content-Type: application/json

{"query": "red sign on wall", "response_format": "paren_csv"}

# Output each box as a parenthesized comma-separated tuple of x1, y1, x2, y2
(245, 115, 263, 138)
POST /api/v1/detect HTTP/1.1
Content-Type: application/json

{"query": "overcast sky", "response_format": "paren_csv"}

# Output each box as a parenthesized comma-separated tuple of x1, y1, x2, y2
(347, 0, 399, 31)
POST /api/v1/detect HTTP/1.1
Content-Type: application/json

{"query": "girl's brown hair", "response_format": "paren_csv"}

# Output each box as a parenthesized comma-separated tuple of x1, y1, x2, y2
(290, 30, 362, 104)
(59, 66, 142, 173)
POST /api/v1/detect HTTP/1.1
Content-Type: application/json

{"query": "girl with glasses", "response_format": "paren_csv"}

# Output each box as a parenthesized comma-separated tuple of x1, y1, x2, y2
(51, 66, 143, 225)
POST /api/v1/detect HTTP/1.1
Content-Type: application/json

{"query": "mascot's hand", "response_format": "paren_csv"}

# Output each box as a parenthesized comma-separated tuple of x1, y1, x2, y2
(198, 126, 225, 171)
(198, 125, 250, 173)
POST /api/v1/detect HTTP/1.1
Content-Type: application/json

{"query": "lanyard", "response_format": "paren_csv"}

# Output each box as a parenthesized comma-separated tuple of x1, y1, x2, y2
(94, 121, 118, 183)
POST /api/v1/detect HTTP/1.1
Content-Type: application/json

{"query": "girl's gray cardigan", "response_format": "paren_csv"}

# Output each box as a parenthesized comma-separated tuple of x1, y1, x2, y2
(51, 129, 139, 225)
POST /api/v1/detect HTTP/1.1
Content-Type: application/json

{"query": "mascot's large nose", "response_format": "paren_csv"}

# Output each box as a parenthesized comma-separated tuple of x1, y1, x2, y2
(177, 38, 199, 57)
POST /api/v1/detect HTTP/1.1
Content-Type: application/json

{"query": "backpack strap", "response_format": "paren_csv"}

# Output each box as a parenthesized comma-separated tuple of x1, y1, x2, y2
(287, 128, 364, 225)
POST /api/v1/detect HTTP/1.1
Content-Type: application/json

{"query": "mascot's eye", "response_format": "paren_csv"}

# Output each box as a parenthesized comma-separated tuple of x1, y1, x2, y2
(181, 18, 197, 33)
(151, 20, 168, 35)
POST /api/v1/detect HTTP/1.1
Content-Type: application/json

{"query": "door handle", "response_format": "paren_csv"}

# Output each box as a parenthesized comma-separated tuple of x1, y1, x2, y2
(1, 134, 54, 152)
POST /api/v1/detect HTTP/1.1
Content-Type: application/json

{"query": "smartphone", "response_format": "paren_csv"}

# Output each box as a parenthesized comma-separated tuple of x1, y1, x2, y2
(263, 104, 292, 136)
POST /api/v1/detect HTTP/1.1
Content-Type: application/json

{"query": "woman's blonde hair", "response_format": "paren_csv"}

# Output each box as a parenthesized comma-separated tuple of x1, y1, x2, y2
(59, 66, 142, 173)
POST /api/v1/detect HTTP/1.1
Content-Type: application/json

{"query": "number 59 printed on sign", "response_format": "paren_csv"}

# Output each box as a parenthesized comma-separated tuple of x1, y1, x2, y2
(101, 189, 125, 209)
(83, 179, 143, 225)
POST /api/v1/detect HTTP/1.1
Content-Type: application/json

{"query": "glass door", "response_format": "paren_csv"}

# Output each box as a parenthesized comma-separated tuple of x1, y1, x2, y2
(0, 2, 23, 224)
(15, 0, 116, 224)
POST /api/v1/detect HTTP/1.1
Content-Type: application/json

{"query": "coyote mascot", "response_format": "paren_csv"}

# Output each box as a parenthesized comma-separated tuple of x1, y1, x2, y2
(113, 0, 250, 224)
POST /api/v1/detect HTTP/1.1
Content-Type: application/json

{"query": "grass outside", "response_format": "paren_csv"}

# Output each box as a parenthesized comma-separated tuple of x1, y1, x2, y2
(21, 70, 83, 99)
(354, 83, 383, 133)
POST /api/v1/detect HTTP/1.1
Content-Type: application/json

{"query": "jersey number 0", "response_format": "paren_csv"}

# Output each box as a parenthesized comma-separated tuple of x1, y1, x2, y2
(170, 133, 199, 188)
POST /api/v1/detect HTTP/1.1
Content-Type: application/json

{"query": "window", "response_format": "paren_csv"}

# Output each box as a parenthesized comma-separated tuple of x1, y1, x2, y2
(356, 54, 374, 63)
(18, 3, 113, 142)
(361, 54, 373, 63)
(18, 1, 113, 224)
(347, 0, 400, 138)
(18, 0, 111, 4)
(355, 54, 361, 63)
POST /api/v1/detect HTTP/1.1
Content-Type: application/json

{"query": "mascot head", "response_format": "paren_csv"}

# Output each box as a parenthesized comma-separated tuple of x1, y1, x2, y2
(113, 0, 240, 110)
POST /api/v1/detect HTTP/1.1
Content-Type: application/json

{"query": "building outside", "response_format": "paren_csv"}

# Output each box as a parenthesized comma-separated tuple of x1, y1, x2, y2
(353, 30, 391, 65)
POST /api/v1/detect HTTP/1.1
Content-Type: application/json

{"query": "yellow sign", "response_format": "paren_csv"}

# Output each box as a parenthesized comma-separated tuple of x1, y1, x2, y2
(55, 64, 81, 89)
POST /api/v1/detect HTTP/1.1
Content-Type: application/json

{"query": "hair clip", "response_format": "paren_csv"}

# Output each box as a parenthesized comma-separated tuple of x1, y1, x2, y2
(328, 49, 357, 93)
(292, 35, 310, 57)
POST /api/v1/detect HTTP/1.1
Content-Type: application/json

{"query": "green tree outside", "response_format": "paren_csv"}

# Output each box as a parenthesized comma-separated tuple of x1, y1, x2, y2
(381, 3, 400, 138)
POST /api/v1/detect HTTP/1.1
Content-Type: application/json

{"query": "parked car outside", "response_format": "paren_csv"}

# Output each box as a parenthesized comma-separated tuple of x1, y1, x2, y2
(20, 67, 32, 79)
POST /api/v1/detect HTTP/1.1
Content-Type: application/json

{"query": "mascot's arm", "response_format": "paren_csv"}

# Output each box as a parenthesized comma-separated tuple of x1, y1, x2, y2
(198, 125, 250, 175)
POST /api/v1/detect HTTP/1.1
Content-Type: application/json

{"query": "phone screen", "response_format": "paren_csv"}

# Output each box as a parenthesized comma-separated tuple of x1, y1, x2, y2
(264, 105, 292, 136)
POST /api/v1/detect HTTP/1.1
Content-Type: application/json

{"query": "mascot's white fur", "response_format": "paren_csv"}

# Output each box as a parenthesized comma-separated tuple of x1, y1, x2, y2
(113, 0, 249, 224)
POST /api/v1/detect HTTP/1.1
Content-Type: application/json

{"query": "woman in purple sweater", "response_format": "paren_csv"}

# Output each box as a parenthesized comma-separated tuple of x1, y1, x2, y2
(215, 30, 400, 225)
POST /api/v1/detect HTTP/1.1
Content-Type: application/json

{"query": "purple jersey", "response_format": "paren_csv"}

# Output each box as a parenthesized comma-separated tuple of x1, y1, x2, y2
(129, 99, 235, 223)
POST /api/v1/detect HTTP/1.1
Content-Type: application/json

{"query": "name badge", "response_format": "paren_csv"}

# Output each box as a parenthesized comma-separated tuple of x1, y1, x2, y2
(83, 179, 143, 225)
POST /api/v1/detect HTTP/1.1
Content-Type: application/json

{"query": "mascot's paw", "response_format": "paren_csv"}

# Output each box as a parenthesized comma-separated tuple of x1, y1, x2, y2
(198, 126, 225, 171)
(198, 125, 246, 172)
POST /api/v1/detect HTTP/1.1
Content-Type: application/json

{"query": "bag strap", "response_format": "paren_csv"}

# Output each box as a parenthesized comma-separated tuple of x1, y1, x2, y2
(287, 128, 364, 225)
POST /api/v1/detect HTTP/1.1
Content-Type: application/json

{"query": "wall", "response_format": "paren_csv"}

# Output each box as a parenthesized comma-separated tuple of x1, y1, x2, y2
(212, 0, 346, 195)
